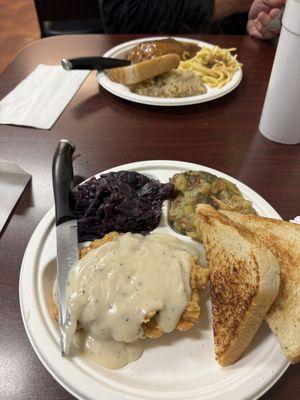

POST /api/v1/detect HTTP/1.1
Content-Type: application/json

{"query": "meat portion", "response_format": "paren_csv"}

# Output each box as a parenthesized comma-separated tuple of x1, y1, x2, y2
(52, 232, 209, 345)
(80, 233, 209, 339)
(142, 257, 209, 338)
(127, 38, 201, 63)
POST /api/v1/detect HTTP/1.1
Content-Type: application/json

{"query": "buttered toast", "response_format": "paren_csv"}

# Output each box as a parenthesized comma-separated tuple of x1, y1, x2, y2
(221, 211, 300, 363)
(195, 204, 280, 366)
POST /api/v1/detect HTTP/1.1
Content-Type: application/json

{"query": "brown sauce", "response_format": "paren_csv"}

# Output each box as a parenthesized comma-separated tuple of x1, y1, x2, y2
(127, 38, 201, 63)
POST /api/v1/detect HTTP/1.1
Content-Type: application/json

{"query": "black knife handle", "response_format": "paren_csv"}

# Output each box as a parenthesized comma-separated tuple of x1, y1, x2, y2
(52, 139, 76, 226)
(61, 57, 130, 71)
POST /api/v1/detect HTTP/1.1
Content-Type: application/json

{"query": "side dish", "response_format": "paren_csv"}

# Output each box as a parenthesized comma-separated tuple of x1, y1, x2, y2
(53, 232, 208, 369)
(196, 205, 280, 366)
(131, 69, 206, 98)
(72, 171, 174, 243)
(221, 210, 300, 364)
(168, 171, 256, 239)
(179, 46, 242, 88)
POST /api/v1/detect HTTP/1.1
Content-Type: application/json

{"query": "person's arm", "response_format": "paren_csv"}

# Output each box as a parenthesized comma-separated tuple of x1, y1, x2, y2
(213, 0, 252, 21)
(99, 0, 214, 34)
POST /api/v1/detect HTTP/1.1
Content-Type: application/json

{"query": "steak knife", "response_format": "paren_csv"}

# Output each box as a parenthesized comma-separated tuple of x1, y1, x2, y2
(61, 56, 131, 71)
(52, 139, 79, 356)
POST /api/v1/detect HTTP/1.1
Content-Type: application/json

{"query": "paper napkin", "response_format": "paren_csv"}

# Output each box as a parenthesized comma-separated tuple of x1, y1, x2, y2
(0, 160, 31, 234)
(290, 216, 300, 224)
(0, 64, 90, 129)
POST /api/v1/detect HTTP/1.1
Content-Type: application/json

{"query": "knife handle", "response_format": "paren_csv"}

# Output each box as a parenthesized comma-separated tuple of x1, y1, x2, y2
(52, 139, 76, 226)
(61, 58, 95, 70)
(61, 57, 130, 71)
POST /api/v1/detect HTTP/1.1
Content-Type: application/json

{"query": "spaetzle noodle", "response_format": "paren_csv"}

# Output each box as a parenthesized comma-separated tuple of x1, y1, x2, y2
(178, 46, 242, 88)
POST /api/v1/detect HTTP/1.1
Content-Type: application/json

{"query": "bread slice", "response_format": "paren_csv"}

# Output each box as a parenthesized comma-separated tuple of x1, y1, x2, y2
(221, 210, 300, 363)
(106, 54, 180, 85)
(195, 204, 280, 366)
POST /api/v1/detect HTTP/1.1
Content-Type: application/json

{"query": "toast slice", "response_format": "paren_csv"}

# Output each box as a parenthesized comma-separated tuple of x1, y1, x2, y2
(106, 54, 180, 85)
(195, 204, 280, 366)
(221, 210, 300, 363)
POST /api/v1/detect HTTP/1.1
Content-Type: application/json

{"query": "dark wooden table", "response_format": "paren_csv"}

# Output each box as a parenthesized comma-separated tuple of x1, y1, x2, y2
(0, 34, 299, 400)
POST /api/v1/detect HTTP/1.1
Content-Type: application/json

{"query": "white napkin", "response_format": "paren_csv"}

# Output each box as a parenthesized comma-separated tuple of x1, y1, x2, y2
(0, 160, 31, 234)
(290, 216, 300, 224)
(0, 64, 90, 129)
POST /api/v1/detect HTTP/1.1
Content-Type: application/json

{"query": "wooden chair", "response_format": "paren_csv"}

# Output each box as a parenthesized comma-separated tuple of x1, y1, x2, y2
(34, 0, 102, 37)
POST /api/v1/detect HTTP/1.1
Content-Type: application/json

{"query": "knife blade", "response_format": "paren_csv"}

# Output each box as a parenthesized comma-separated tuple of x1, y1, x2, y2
(52, 139, 79, 356)
(61, 56, 131, 71)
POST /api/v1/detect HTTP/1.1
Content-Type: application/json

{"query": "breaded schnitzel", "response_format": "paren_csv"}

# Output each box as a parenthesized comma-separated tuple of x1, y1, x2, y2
(52, 232, 209, 339)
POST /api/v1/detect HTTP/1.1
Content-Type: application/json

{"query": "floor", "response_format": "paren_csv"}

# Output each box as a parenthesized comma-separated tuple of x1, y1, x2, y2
(0, 0, 40, 73)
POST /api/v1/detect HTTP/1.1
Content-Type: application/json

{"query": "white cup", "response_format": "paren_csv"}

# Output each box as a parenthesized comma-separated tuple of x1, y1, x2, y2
(259, 0, 300, 144)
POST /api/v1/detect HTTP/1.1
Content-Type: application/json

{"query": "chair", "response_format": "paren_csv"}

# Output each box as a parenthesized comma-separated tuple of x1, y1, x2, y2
(34, 0, 102, 37)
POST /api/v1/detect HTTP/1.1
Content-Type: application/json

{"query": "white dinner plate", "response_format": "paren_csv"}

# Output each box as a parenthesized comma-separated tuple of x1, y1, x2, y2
(20, 160, 289, 400)
(97, 37, 243, 106)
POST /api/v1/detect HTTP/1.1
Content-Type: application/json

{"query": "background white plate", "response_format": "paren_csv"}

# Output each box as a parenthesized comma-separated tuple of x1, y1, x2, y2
(97, 37, 243, 106)
(20, 160, 289, 400)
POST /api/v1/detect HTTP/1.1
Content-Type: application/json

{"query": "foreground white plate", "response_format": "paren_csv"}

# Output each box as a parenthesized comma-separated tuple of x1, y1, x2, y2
(20, 160, 289, 400)
(97, 37, 243, 106)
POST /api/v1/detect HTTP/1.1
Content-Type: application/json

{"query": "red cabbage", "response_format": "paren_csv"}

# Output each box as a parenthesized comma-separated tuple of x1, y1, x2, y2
(72, 171, 174, 242)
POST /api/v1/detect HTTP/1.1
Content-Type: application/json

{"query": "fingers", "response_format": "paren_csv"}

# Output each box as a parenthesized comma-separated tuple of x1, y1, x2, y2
(257, 8, 282, 33)
(247, 0, 285, 39)
(255, 12, 277, 37)
(269, 8, 282, 18)
(256, 12, 272, 27)
(256, 11, 272, 28)
(266, 8, 282, 33)
(248, 0, 285, 21)
(247, 20, 265, 39)
(267, 0, 286, 8)
(247, 14, 279, 40)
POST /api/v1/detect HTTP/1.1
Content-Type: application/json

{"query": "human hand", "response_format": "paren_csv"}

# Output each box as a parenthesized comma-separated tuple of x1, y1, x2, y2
(247, 0, 286, 39)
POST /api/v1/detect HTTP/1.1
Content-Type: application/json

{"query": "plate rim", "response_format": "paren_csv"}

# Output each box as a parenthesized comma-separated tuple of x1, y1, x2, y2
(19, 160, 290, 400)
(97, 36, 243, 106)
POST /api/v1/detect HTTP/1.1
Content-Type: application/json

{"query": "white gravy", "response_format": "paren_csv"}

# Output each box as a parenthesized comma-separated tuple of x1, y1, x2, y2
(63, 232, 197, 369)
